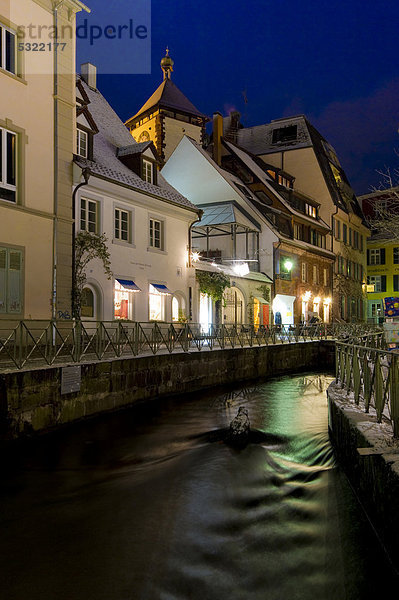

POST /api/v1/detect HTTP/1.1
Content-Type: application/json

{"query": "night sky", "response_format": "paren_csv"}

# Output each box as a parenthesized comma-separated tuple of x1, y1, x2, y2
(77, 0, 399, 195)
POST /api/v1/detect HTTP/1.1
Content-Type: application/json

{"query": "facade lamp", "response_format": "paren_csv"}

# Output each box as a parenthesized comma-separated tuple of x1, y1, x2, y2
(191, 251, 201, 263)
(284, 259, 293, 272)
(233, 262, 250, 277)
(302, 291, 311, 302)
(324, 297, 332, 305)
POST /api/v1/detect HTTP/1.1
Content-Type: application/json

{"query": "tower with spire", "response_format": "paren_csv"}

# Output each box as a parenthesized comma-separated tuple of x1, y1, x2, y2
(126, 49, 209, 163)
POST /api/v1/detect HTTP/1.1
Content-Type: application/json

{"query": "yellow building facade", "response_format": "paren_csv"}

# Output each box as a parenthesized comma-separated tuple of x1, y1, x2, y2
(126, 51, 209, 163)
(0, 0, 88, 320)
(364, 237, 399, 322)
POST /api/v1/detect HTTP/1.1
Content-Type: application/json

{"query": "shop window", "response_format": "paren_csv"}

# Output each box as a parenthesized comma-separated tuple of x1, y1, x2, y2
(0, 246, 23, 314)
(149, 284, 168, 321)
(114, 279, 139, 320)
(0, 127, 17, 203)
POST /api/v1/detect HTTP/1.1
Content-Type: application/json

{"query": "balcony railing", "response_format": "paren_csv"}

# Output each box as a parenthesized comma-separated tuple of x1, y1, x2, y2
(0, 320, 384, 373)
(335, 341, 399, 438)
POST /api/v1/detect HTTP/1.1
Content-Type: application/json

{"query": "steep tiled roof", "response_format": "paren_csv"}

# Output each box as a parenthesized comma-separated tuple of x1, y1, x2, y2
(74, 77, 199, 213)
(126, 78, 208, 123)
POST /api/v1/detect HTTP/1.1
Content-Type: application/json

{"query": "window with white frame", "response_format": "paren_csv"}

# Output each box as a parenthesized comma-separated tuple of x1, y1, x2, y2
(142, 159, 153, 183)
(0, 127, 17, 202)
(367, 275, 385, 293)
(76, 129, 88, 158)
(114, 208, 130, 242)
(0, 24, 16, 75)
(0, 246, 23, 314)
(149, 218, 163, 249)
(369, 249, 384, 265)
(149, 284, 166, 321)
(80, 198, 98, 233)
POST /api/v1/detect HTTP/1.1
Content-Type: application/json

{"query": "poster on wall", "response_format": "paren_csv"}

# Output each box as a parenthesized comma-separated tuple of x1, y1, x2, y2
(384, 297, 399, 318)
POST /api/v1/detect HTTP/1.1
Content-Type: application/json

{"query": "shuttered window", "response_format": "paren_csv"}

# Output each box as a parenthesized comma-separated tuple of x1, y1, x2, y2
(0, 247, 23, 314)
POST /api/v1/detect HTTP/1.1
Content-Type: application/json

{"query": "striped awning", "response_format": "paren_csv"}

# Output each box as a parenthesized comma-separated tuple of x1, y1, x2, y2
(116, 279, 141, 292)
(151, 284, 172, 295)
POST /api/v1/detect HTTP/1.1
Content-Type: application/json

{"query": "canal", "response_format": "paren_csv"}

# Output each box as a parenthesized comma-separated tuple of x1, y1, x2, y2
(0, 372, 398, 599)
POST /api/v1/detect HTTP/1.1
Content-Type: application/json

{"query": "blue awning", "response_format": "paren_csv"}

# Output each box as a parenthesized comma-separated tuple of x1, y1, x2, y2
(116, 279, 141, 292)
(151, 284, 172, 295)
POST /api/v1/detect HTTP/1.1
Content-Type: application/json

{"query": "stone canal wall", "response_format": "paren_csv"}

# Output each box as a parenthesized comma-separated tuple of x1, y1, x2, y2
(328, 382, 399, 570)
(0, 341, 334, 439)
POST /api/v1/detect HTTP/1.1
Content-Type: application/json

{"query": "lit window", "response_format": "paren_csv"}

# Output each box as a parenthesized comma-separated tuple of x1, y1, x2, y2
(76, 129, 88, 158)
(313, 265, 319, 284)
(149, 218, 163, 249)
(142, 159, 153, 183)
(114, 280, 136, 320)
(0, 127, 17, 202)
(149, 284, 166, 321)
(323, 268, 328, 287)
(172, 296, 179, 322)
(80, 198, 98, 233)
(305, 203, 317, 218)
(0, 246, 23, 314)
(114, 208, 130, 242)
(367, 275, 386, 293)
(0, 25, 16, 74)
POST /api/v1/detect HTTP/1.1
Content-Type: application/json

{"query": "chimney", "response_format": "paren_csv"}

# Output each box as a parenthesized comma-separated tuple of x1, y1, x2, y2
(81, 63, 97, 90)
(213, 112, 223, 165)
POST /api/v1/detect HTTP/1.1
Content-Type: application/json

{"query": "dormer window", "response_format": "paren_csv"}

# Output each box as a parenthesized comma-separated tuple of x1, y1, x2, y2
(305, 203, 317, 218)
(272, 125, 297, 144)
(76, 129, 88, 158)
(142, 158, 153, 183)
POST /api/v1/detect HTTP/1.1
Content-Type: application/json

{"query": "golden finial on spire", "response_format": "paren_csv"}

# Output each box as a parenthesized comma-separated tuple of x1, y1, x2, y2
(161, 47, 174, 80)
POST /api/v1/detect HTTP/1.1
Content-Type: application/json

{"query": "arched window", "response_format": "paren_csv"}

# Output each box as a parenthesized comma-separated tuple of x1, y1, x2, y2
(172, 293, 187, 322)
(223, 287, 245, 325)
(81, 287, 95, 318)
(172, 297, 179, 321)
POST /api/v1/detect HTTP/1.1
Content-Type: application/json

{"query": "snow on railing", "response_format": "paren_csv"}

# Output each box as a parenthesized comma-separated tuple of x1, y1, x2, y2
(335, 341, 399, 438)
(0, 320, 383, 373)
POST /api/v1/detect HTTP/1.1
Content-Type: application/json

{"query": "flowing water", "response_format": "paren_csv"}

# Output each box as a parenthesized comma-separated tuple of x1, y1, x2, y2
(0, 373, 398, 600)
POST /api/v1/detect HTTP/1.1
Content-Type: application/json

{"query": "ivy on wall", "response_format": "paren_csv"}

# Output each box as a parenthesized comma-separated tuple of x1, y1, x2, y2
(73, 232, 113, 319)
(196, 270, 231, 302)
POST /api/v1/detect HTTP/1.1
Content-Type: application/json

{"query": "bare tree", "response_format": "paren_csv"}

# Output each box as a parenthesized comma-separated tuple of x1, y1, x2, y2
(366, 168, 399, 240)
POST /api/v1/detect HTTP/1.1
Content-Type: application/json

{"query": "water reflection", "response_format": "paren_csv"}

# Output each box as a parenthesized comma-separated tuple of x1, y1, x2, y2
(0, 373, 397, 599)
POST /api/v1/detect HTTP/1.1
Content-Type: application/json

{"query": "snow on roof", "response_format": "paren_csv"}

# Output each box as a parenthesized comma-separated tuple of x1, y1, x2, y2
(75, 76, 199, 213)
